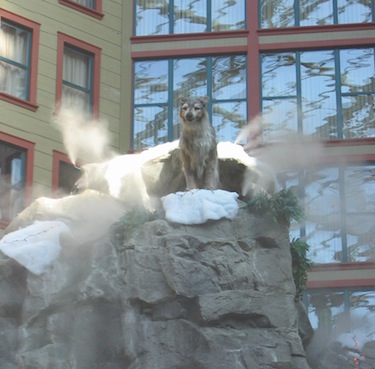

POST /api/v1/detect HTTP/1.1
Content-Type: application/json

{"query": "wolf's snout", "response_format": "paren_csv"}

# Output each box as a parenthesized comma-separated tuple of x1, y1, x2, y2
(185, 112, 194, 121)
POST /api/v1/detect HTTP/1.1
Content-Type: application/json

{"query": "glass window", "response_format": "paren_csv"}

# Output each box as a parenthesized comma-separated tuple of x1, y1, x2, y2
(305, 288, 375, 366)
(0, 20, 31, 100)
(62, 45, 93, 114)
(56, 34, 100, 118)
(73, 0, 95, 8)
(135, 0, 246, 36)
(281, 163, 375, 264)
(133, 54, 247, 149)
(0, 141, 26, 224)
(260, 0, 374, 28)
(57, 161, 81, 194)
(261, 48, 375, 141)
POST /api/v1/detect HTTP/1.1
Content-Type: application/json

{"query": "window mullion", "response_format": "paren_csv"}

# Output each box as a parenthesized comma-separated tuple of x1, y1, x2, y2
(296, 52, 303, 134)
(334, 49, 343, 138)
(170, 0, 174, 34)
(339, 165, 348, 262)
(168, 59, 174, 141)
(207, 0, 212, 31)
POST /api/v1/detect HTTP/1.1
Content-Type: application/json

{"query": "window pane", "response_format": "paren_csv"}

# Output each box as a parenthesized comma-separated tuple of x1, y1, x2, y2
(212, 101, 247, 142)
(212, 0, 245, 31)
(174, 0, 207, 34)
(0, 142, 25, 223)
(262, 53, 296, 97)
(262, 99, 299, 138)
(212, 55, 246, 100)
(342, 95, 375, 138)
(58, 161, 81, 195)
(135, 0, 169, 35)
(0, 22, 30, 99)
(337, 0, 373, 23)
(307, 291, 345, 332)
(63, 48, 90, 89)
(340, 48, 375, 94)
(0, 61, 27, 99)
(62, 84, 90, 112)
(1, 23, 29, 64)
(173, 58, 207, 97)
(260, 0, 295, 28)
(300, 50, 337, 138)
(345, 165, 375, 262)
(134, 60, 168, 104)
(134, 106, 169, 149)
(304, 167, 342, 263)
(74, 0, 95, 8)
(299, 0, 334, 26)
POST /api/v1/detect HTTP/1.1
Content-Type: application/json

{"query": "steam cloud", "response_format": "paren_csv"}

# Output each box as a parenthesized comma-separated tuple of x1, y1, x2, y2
(53, 109, 114, 165)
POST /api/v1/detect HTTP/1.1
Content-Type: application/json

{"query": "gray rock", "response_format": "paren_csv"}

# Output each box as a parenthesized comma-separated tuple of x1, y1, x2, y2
(0, 204, 313, 369)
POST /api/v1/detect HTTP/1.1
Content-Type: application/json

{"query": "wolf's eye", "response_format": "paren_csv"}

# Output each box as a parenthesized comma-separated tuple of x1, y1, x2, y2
(194, 107, 201, 111)
(182, 106, 188, 111)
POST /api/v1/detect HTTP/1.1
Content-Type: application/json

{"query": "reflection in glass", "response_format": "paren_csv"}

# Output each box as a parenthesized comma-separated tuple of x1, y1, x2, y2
(173, 58, 207, 98)
(300, 50, 337, 138)
(337, 0, 373, 24)
(260, 0, 373, 28)
(212, 101, 247, 142)
(300, 0, 333, 26)
(304, 167, 342, 263)
(133, 54, 247, 149)
(135, 0, 245, 35)
(340, 48, 375, 94)
(174, 0, 207, 34)
(135, 0, 169, 35)
(212, 0, 246, 31)
(134, 60, 168, 104)
(133, 106, 169, 149)
(262, 53, 296, 97)
(262, 99, 298, 138)
(345, 165, 375, 262)
(307, 291, 345, 332)
(342, 95, 375, 138)
(261, 48, 375, 141)
(212, 55, 246, 100)
(260, 0, 295, 28)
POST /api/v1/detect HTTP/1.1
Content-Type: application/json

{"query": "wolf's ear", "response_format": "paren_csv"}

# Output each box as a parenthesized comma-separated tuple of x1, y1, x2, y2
(200, 96, 209, 106)
(179, 97, 187, 106)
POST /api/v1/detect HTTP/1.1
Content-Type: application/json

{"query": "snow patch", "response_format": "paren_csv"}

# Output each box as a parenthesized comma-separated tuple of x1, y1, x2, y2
(161, 189, 239, 225)
(0, 221, 72, 275)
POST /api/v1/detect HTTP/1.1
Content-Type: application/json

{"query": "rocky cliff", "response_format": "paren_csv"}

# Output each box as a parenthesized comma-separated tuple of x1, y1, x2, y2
(0, 200, 313, 369)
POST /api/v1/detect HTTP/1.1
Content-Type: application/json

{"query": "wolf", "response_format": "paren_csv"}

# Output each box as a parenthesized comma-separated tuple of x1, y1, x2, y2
(179, 97, 220, 190)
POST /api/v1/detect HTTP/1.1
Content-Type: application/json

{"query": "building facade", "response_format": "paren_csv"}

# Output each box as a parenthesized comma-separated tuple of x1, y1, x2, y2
(1, 0, 375, 364)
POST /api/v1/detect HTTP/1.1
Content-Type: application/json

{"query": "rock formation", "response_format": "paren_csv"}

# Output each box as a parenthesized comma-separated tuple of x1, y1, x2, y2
(0, 200, 313, 369)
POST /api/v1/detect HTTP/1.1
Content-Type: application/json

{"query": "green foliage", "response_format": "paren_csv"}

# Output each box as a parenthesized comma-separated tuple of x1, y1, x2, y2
(247, 189, 311, 299)
(119, 208, 158, 233)
(246, 189, 305, 225)
(290, 238, 312, 300)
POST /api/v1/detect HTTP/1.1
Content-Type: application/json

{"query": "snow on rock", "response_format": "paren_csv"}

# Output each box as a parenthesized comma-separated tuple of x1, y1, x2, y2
(161, 189, 239, 225)
(0, 220, 72, 275)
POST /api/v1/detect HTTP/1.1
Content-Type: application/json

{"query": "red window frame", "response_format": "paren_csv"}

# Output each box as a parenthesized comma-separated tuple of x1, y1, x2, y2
(58, 0, 104, 20)
(55, 32, 101, 119)
(0, 132, 34, 229)
(0, 8, 40, 111)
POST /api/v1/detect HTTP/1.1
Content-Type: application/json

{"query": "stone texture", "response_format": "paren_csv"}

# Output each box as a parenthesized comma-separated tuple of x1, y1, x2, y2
(0, 204, 313, 369)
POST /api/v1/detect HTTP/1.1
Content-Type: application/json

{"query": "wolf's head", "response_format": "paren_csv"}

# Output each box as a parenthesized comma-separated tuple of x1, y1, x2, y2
(179, 97, 208, 124)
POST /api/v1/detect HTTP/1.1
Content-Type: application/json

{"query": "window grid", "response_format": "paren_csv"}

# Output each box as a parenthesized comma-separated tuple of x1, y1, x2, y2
(133, 55, 248, 150)
(62, 45, 94, 113)
(261, 47, 375, 141)
(259, 0, 375, 28)
(134, 0, 246, 36)
(0, 20, 32, 100)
